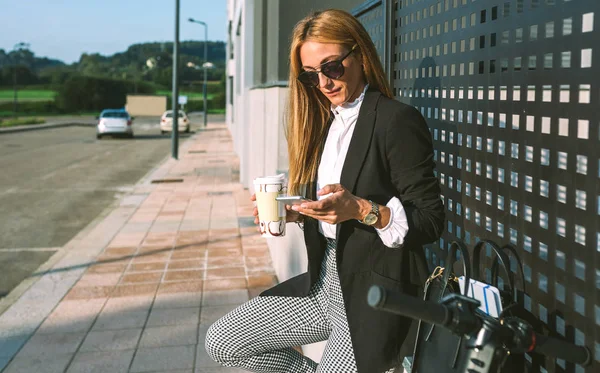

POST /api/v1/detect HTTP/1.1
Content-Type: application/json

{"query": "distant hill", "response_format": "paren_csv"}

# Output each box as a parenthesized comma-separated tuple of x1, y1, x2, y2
(0, 49, 65, 71)
(0, 41, 226, 89)
(114, 41, 226, 67)
(0, 41, 225, 71)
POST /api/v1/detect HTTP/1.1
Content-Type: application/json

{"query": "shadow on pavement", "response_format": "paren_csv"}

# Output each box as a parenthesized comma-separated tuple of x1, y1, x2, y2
(98, 133, 196, 141)
(30, 231, 257, 278)
(194, 127, 222, 132)
(133, 133, 195, 140)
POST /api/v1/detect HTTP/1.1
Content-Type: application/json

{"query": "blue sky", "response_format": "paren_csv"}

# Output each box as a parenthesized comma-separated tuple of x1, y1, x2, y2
(0, 0, 227, 63)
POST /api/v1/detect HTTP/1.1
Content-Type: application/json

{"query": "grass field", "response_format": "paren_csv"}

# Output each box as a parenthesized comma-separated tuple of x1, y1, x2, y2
(0, 89, 218, 102)
(0, 117, 46, 127)
(0, 111, 98, 119)
(0, 89, 56, 102)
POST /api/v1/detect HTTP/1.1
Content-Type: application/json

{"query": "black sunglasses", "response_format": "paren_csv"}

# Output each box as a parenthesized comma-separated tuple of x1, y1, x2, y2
(297, 45, 358, 87)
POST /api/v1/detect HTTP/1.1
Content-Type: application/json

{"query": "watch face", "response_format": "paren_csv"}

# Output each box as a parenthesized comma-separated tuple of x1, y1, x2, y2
(364, 213, 378, 226)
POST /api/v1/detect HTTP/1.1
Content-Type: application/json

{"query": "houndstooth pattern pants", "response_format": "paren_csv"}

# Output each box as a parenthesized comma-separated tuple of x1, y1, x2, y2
(206, 238, 394, 372)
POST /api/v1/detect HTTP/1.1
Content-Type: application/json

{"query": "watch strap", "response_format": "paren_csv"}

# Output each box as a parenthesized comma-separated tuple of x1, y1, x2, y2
(359, 200, 379, 225)
(370, 200, 379, 217)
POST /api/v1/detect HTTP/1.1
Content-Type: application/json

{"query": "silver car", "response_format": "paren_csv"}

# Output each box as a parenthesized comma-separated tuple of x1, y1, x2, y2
(96, 110, 134, 139)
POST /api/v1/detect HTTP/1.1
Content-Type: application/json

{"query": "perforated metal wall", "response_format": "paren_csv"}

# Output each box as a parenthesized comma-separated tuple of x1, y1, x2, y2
(355, 0, 599, 371)
(354, 0, 387, 65)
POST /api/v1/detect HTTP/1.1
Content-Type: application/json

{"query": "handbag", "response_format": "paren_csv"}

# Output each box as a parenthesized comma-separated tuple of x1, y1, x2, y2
(410, 240, 471, 373)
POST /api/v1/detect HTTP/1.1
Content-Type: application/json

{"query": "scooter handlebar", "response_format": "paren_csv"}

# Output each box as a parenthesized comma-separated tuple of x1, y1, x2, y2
(367, 285, 450, 327)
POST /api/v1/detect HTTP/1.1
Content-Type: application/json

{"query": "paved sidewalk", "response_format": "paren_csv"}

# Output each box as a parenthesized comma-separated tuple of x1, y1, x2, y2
(0, 121, 277, 372)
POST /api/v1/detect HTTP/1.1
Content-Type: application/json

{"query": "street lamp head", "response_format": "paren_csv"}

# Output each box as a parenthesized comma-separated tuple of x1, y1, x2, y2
(146, 57, 157, 69)
(188, 18, 207, 27)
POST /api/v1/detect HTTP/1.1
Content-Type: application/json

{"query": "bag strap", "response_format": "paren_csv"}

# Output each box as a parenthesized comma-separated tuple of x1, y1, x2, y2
(472, 239, 515, 298)
(491, 243, 527, 301)
(413, 241, 471, 372)
(440, 240, 471, 297)
(423, 241, 471, 342)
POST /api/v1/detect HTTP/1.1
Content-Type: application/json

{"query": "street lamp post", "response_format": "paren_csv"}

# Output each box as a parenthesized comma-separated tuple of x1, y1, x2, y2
(172, 0, 180, 159)
(202, 62, 214, 108)
(12, 42, 30, 117)
(188, 18, 208, 128)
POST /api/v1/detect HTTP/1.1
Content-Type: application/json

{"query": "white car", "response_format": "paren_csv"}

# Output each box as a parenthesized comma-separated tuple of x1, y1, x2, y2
(96, 109, 133, 139)
(160, 110, 190, 134)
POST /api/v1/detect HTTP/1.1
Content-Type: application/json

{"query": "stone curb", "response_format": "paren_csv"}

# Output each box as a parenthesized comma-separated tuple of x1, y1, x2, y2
(0, 122, 96, 135)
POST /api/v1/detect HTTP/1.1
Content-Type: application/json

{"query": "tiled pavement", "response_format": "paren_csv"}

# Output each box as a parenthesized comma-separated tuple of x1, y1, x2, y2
(0, 121, 278, 372)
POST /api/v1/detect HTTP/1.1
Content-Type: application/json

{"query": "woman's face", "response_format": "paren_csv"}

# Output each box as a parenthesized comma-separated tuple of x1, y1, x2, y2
(299, 41, 366, 107)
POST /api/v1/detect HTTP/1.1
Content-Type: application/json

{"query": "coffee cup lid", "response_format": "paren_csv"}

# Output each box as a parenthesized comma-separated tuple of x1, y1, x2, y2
(253, 173, 285, 185)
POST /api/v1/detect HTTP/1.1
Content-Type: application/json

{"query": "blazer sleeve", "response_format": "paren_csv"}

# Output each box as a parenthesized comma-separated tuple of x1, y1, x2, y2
(385, 104, 445, 247)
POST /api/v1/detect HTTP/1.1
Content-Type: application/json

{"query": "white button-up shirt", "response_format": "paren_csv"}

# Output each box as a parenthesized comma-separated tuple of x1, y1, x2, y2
(316, 85, 409, 248)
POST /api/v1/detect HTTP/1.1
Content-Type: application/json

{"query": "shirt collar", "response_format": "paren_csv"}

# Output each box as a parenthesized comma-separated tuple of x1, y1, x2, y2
(330, 84, 369, 118)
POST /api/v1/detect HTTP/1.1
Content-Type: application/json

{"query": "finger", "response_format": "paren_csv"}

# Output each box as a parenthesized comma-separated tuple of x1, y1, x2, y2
(297, 199, 329, 210)
(299, 210, 337, 223)
(252, 207, 258, 217)
(296, 201, 318, 210)
(250, 194, 256, 201)
(286, 210, 300, 223)
(315, 197, 334, 209)
(296, 210, 320, 220)
(317, 183, 344, 196)
(300, 198, 335, 211)
(295, 207, 330, 217)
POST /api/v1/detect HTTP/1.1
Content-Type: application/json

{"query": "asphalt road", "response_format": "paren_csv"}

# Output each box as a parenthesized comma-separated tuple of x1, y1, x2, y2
(0, 114, 206, 298)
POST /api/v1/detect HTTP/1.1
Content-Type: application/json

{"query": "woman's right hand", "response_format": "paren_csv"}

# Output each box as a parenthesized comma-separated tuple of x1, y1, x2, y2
(251, 194, 303, 224)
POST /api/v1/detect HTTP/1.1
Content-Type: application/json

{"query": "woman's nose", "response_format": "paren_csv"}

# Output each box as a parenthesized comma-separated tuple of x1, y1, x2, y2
(317, 72, 332, 88)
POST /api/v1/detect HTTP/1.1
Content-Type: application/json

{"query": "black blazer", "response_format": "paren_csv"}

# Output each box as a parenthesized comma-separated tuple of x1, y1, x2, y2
(262, 89, 445, 372)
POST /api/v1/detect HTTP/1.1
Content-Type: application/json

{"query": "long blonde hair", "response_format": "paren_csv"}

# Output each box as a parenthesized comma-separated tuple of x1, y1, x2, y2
(286, 9, 392, 195)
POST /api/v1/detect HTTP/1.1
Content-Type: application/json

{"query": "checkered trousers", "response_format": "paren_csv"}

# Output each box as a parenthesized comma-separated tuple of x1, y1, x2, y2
(206, 238, 394, 372)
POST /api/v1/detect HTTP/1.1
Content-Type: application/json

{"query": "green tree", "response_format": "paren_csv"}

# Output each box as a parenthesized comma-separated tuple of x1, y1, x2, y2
(38, 66, 75, 88)
(0, 66, 39, 86)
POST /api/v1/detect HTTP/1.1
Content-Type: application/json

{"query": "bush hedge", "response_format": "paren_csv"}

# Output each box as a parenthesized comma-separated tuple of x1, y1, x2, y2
(1, 78, 225, 116)
(56, 75, 155, 112)
(165, 92, 225, 113)
(0, 100, 62, 116)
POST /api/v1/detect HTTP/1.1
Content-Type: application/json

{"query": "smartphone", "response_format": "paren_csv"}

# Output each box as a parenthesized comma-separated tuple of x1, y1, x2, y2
(275, 196, 312, 205)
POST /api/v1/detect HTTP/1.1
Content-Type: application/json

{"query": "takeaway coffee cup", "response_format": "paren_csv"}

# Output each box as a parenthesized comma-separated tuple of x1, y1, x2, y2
(253, 174, 286, 237)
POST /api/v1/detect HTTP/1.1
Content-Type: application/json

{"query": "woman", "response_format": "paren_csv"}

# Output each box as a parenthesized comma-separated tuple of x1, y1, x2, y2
(206, 9, 444, 373)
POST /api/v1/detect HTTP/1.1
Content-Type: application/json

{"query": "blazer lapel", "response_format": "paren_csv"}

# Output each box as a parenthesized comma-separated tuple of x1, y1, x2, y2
(339, 89, 380, 194)
(336, 90, 380, 243)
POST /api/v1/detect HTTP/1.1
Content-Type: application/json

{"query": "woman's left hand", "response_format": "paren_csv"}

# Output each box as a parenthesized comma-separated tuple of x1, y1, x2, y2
(292, 183, 366, 224)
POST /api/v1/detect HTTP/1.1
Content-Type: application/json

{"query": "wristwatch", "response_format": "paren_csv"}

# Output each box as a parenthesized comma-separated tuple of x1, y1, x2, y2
(360, 200, 379, 226)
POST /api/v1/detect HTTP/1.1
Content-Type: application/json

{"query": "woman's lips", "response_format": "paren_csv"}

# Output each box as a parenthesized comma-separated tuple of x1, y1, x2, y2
(324, 87, 341, 96)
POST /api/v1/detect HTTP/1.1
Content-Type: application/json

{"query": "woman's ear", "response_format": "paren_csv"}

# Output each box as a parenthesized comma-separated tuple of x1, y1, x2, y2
(356, 51, 364, 65)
